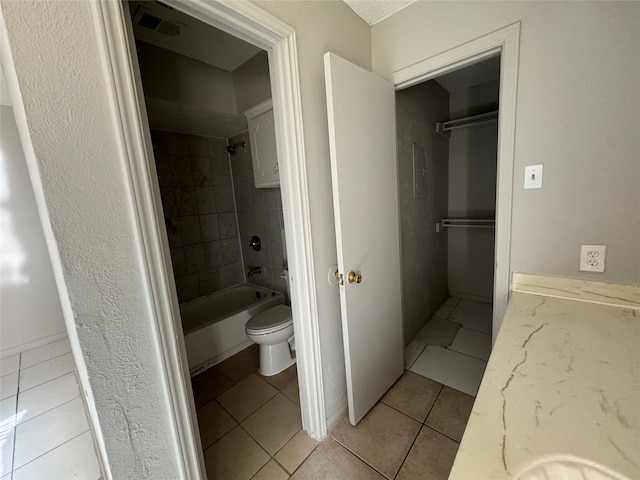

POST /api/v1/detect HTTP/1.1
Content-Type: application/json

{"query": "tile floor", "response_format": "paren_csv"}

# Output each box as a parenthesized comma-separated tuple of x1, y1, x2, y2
(193, 343, 475, 480)
(0, 338, 101, 480)
(406, 297, 493, 396)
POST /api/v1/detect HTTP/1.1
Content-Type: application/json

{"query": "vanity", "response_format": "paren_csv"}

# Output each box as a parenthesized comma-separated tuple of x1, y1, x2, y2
(449, 273, 640, 480)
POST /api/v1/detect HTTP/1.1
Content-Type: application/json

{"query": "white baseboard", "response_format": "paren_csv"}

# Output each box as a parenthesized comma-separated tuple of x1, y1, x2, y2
(1, 331, 68, 359)
(325, 400, 348, 433)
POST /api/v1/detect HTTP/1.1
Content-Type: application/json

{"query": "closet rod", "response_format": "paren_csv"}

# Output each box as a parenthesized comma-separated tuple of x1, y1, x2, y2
(436, 218, 495, 232)
(436, 110, 498, 134)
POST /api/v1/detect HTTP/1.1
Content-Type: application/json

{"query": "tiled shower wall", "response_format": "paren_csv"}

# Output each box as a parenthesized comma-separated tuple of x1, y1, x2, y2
(151, 130, 288, 304)
(151, 130, 243, 302)
(228, 132, 289, 301)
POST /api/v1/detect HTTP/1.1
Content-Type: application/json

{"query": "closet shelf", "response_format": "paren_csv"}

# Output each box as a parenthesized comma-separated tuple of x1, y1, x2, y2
(436, 218, 495, 232)
(436, 110, 498, 134)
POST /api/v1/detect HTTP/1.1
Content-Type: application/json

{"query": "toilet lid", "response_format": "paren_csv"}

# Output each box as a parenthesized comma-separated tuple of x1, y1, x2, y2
(246, 305, 292, 334)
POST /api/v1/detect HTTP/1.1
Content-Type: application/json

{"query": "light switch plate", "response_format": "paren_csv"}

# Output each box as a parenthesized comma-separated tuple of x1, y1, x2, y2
(524, 164, 543, 189)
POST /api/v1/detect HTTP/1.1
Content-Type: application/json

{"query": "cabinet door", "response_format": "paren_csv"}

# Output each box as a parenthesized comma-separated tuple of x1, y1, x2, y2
(247, 105, 279, 188)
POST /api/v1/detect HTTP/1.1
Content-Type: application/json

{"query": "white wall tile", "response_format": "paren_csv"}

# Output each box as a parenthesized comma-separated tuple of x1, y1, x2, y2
(12, 430, 100, 480)
(13, 397, 89, 469)
(16, 373, 78, 424)
(0, 427, 14, 476)
(20, 338, 70, 369)
(0, 373, 18, 401)
(0, 355, 20, 377)
(19, 353, 74, 393)
(0, 396, 16, 424)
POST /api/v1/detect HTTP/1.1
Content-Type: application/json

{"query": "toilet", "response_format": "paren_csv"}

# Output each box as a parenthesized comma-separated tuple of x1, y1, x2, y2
(245, 305, 295, 376)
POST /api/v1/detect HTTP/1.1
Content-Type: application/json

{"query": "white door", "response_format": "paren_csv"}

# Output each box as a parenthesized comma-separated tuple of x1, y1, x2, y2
(324, 52, 404, 425)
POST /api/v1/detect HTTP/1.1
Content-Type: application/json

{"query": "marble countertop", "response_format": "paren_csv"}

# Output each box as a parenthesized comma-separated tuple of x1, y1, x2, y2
(449, 274, 640, 480)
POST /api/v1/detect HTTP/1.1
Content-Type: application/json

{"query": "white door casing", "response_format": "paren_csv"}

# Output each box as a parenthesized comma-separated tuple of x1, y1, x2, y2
(324, 52, 404, 425)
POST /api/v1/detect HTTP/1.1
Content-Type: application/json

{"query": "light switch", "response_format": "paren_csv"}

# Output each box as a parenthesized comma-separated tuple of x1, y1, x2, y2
(524, 164, 543, 189)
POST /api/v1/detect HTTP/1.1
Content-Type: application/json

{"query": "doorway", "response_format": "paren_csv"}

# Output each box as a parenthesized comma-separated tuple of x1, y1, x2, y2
(124, 1, 313, 477)
(396, 55, 500, 397)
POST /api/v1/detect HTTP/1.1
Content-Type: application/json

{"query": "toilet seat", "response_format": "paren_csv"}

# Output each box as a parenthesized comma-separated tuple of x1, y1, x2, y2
(245, 305, 292, 335)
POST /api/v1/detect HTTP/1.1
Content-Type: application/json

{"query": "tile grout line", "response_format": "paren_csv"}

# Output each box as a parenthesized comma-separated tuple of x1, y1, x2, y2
(392, 423, 424, 480)
(11, 428, 91, 475)
(19, 347, 72, 371)
(329, 436, 391, 480)
(9, 352, 22, 479)
(13, 394, 83, 428)
(18, 368, 76, 397)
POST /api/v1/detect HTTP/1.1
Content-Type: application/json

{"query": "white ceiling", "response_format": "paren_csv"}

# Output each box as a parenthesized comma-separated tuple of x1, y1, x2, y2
(128, 1, 262, 71)
(342, 0, 418, 25)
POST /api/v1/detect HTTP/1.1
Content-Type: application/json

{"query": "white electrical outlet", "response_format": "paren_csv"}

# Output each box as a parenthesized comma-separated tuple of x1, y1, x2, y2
(580, 245, 606, 273)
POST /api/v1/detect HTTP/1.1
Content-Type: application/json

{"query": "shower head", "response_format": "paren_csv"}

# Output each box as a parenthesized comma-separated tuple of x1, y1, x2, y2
(226, 142, 246, 154)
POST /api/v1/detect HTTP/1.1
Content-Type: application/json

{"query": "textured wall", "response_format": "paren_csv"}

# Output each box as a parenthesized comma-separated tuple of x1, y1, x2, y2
(373, 1, 640, 286)
(447, 81, 499, 301)
(395, 81, 450, 344)
(0, 106, 67, 353)
(1, 1, 182, 476)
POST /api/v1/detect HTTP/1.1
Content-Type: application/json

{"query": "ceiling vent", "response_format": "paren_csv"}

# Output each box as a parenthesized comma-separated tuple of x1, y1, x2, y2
(133, 6, 181, 37)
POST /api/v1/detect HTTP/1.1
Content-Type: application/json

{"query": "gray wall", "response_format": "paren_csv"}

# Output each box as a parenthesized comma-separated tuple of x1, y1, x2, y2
(447, 81, 499, 301)
(135, 41, 236, 113)
(396, 81, 450, 344)
(0, 105, 67, 354)
(150, 130, 243, 303)
(373, 2, 640, 286)
(233, 51, 272, 114)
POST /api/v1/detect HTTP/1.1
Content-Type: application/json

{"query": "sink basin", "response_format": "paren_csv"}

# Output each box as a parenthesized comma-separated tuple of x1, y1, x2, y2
(514, 455, 631, 480)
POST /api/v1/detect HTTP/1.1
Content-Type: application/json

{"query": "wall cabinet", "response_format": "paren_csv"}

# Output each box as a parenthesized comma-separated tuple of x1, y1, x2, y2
(244, 99, 279, 188)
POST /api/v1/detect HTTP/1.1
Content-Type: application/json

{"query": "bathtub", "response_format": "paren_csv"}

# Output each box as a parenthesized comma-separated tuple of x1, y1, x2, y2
(181, 284, 284, 376)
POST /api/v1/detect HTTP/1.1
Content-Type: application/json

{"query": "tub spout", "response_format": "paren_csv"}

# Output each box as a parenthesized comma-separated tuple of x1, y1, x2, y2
(247, 266, 262, 278)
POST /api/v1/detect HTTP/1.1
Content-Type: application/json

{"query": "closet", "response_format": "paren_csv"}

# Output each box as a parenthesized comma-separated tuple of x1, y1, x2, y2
(396, 55, 500, 396)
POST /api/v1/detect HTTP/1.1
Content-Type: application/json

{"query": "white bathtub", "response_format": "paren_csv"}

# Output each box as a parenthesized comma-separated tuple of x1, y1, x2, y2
(181, 284, 284, 376)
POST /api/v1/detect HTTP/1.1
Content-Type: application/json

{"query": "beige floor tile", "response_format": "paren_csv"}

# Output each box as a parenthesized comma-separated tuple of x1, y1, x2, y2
(217, 374, 278, 422)
(291, 438, 385, 480)
(274, 430, 319, 474)
(381, 371, 442, 422)
(197, 400, 237, 449)
(191, 367, 236, 408)
(203, 426, 269, 480)
(260, 364, 297, 391)
(330, 402, 421, 479)
(425, 386, 474, 442)
(216, 345, 260, 383)
(242, 393, 301, 455)
(396, 426, 459, 480)
(252, 459, 289, 480)
(282, 377, 299, 404)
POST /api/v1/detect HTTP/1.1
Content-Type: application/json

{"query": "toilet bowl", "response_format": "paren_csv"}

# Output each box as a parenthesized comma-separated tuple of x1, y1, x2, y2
(245, 305, 295, 376)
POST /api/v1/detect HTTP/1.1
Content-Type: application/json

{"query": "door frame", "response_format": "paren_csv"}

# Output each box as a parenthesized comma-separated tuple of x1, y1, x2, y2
(92, 0, 325, 476)
(387, 23, 520, 342)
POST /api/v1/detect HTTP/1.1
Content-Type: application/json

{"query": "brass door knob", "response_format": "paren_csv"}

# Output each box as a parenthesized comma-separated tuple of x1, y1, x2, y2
(347, 271, 362, 284)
